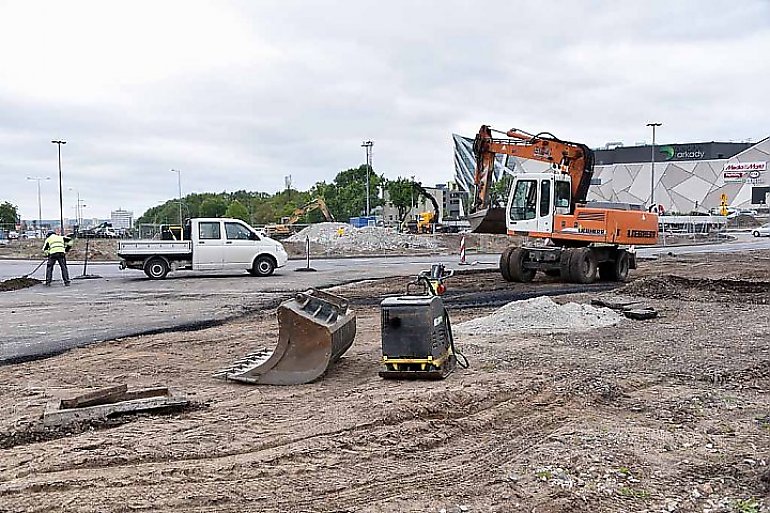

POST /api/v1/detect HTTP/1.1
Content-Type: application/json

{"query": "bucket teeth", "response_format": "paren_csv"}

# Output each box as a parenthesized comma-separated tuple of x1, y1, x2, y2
(215, 289, 356, 385)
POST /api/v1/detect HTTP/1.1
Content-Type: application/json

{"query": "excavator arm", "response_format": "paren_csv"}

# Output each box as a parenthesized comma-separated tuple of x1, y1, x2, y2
(285, 198, 336, 225)
(472, 125, 594, 211)
(469, 125, 594, 233)
(413, 182, 441, 224)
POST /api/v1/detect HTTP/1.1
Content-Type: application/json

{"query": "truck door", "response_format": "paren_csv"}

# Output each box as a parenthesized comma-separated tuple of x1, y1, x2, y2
(223, 221, 259, 269)
(193, 221, 224, 270)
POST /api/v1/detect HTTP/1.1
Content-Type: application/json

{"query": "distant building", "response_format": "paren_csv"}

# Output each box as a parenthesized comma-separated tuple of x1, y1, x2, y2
(111, 209, 134, 229)
(453, 132, 770, 212)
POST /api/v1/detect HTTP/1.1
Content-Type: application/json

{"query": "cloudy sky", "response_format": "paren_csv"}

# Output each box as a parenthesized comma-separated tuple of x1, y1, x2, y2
(1, 0, 768, 221)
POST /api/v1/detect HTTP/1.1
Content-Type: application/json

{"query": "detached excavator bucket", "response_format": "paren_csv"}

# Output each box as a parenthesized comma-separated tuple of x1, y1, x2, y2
(215, 289, 356, 385)
(469, 207, 507, 234)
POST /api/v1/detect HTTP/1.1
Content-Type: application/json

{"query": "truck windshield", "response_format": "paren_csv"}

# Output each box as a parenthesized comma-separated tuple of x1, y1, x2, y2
(509, 179, 538, 221)
(555, 181, 571, 209)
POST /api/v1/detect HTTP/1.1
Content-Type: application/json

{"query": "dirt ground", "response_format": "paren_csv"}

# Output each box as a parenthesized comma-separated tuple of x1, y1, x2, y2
(0, 253, 769, 513)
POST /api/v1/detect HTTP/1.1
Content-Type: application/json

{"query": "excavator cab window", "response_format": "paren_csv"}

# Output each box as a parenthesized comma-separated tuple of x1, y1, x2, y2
(510, 179, 538, 221)
(539, 180, 551, 217)
(555, 181, 571, 209)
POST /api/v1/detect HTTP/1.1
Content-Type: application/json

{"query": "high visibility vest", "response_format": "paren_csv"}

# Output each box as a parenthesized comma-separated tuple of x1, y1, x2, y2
(44, 234, 67, 255)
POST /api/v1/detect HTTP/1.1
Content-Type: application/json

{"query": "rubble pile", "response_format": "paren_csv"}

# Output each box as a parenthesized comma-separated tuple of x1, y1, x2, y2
(455, 296, 623, 335)
(287, 222, 441, 252)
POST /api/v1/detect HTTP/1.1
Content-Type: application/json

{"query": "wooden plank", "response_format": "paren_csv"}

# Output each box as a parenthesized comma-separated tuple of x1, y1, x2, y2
(59, 384, 128, 410)
(121, 387, 169, 401)
(44, 396, 189, 428)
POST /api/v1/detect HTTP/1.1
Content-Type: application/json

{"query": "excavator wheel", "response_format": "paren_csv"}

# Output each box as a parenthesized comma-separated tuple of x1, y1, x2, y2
(507, 248, 536, 283)
(568, 247, 597, 284)
(598, 250, 630, 282)
(499, 247, 516, 282)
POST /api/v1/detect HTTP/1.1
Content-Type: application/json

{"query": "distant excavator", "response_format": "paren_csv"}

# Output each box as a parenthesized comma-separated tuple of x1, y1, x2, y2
(403, 182, 442, 234)
(470, 125, 659, 283)
(264, 197, 334, 239)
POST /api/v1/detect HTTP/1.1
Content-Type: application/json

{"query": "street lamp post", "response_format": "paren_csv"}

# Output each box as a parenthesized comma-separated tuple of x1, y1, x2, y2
(361, 141, 373, 216)
(67, 187, 83, 229)
(51, 140, 67, 232)
(170, 169, 183, 239)
(646, 123, 662, 208)
(27, 176, 50, 237)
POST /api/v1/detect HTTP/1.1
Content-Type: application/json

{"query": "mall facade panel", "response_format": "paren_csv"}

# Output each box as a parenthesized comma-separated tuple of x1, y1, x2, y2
(453, 134, 770, 213)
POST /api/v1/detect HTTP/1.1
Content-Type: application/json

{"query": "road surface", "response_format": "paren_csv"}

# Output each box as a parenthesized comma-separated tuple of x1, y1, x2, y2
(1, 234, 768, 362)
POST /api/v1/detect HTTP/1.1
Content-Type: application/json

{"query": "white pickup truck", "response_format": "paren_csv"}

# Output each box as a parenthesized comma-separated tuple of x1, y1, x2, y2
(118, 218, 289, 279)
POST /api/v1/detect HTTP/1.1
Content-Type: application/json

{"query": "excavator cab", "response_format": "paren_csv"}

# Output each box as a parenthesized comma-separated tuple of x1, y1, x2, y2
(505, 173, 571, 235)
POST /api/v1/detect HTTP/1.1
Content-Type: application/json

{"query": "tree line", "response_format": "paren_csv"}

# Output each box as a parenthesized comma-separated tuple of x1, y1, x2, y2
(137, 165, 435, 227)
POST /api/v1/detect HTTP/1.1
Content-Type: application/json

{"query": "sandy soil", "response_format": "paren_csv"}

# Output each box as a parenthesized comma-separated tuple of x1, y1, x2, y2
(0, 253, 769, 512)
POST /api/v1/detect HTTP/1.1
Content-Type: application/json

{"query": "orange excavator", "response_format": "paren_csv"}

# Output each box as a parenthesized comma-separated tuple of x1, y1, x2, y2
(470, 125, 659, 283)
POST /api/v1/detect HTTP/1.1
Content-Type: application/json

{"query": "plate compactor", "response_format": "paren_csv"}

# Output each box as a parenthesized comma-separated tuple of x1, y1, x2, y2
(215, 288, 356, 385)
(380, 263, 468, 379)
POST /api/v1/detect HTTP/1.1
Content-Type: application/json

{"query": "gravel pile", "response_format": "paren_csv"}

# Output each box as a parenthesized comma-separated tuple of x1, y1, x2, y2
(455, 296, 623, 335)
(287, 222, 440, 252)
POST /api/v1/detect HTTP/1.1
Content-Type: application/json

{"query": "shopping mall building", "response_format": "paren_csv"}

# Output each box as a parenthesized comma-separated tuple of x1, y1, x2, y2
(453, 134, 770, 213)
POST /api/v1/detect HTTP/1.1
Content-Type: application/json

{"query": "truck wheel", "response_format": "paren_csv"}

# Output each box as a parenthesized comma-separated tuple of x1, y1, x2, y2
(508, 248, 535, 282)
(144, 257, 169, 280)
(499, 247, 516, 282)
(599, 251, 630, 282)
(251, 255, 276, 277)
(753, 231, 760, 237)
(568, 247, 597, 284)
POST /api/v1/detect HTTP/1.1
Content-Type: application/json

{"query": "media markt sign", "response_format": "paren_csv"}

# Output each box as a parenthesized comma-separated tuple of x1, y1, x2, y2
(659, 145, 706, 161)
(723, 161, 767, 183)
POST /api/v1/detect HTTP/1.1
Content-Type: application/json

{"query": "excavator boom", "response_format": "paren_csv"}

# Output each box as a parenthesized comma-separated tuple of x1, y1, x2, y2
(469, 125, 595, 233)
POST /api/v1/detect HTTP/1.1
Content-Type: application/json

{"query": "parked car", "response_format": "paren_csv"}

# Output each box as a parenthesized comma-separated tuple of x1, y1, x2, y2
(752, 223, 770, 237)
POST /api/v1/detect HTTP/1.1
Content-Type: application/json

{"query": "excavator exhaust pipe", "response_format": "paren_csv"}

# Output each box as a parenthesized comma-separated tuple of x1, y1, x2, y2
(469, 207, 507, 234)
(215, 289, 356, 385)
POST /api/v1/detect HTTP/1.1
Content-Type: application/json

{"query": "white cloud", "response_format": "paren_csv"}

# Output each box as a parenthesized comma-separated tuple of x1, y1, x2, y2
(0, 0, 768, 221)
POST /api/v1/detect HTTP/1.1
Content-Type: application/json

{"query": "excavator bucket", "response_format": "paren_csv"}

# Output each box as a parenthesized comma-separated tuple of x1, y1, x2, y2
(214, 289, 356, 385)
(469, 207, 507, 234)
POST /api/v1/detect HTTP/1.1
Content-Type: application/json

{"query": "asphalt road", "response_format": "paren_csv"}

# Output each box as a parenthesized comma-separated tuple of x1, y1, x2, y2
(0, 253, 498, 362)
(1, 234, 768, 363)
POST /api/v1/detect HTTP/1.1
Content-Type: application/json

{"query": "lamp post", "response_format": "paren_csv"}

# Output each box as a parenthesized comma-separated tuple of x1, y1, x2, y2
(51, 140, 67, 232)
(646, 123, 662, 208)
(27, 176, 50, 237)
(68, 187, 83, 227)
(170, 169, 183, 239)
(361, 140, 373, 216)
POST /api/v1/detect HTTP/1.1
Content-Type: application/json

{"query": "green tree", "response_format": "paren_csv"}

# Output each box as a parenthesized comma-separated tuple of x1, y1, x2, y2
(199, 197, 229, 218)
(386, 178, 415, 223)
(225, 199, 249, 222)
(311, 165, 384, 221)
(490, 174, 513, 207)
(0, 201, 20, 229)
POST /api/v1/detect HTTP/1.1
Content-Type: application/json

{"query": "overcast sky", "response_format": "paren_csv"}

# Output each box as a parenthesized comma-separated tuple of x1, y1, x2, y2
(1, 0, 769, 221)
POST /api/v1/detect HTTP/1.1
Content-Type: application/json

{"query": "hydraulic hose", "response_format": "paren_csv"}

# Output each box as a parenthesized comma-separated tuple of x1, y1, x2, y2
(443, 307, 469, 369)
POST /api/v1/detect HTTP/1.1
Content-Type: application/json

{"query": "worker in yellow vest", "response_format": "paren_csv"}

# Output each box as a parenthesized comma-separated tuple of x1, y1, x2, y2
(42, 229, 73, 286)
